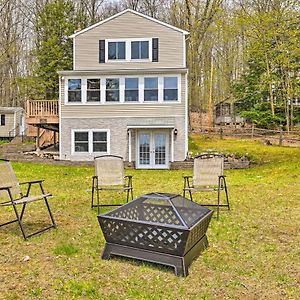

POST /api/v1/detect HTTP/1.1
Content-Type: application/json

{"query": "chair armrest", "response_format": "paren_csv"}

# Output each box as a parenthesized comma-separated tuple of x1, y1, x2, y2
(183, 175, 192, 179)
(0, 185, 13, 191)
(125, 175, 133, 179)
(19, 180, 44, 185)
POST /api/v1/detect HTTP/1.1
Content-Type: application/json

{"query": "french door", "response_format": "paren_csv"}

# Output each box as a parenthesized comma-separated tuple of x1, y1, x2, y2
(137, 130, 169, 169)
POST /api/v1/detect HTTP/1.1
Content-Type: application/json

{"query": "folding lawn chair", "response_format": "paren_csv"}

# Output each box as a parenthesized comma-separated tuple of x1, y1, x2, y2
(183, 153, 230, 219)
(91, 155, 133, 213)
(0, 159, 56, 239)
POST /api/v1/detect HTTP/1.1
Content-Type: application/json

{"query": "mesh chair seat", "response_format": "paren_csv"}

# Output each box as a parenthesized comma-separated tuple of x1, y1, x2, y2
(91, 155, 133, 213)
(0, 193, 52, 206)
(183, 153, 230, 219)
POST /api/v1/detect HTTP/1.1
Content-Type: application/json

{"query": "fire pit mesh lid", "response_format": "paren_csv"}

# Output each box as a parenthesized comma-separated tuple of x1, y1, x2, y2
(104, 192, 211, 228)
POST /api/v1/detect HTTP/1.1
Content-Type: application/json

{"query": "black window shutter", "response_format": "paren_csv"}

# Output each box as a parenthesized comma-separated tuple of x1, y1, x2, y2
(99, 40, 105, 63)
(0, 114, 5, 126)
(152, 38, 159, 62)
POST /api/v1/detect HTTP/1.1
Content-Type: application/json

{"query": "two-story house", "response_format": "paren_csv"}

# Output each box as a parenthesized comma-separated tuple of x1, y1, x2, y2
(58, 9, 189, 169)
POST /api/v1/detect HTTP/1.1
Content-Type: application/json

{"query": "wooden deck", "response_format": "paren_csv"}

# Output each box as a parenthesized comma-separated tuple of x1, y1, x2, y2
(26, 100, 59, 125)
(26, 100, 59, 148)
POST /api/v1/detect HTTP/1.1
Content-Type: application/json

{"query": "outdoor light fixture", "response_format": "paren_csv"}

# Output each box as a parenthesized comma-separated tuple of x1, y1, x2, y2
(174, 129, 178, 135)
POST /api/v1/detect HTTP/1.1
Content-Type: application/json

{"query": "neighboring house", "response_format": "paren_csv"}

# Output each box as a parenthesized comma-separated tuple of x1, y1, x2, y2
(58, 9, 189, 169)
(215, 100, 244, 126)
(0, 107, 25, 138)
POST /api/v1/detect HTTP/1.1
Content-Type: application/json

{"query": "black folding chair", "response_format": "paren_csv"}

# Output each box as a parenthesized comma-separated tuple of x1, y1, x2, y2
(0, 159, 56, 239)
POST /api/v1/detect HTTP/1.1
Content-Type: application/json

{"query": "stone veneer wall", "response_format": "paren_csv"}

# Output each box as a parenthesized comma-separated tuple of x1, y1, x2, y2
(60, 117, 186, 162)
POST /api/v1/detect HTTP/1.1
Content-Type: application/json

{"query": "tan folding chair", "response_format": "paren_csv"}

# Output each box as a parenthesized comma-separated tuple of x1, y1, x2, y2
(91, 155, 133, 213)
(183, 153, 230, 219)
(0, 159, 56, 239)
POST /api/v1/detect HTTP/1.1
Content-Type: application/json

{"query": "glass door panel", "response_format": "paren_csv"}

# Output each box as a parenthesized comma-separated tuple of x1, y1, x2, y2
(139, 133, 150, 166)
(154, 133, 166, 166)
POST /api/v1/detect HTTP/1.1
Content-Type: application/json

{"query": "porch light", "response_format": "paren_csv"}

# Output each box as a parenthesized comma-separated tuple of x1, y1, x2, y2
(174, 129, 178, 135)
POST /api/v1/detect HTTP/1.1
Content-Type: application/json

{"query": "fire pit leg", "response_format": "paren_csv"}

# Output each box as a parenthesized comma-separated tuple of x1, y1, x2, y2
(174, 259, 188, 277)
(102, 244, 111, 260)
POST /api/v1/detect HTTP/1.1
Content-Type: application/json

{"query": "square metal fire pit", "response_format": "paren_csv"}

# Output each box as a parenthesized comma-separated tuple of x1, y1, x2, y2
(98, 192, 213, 276)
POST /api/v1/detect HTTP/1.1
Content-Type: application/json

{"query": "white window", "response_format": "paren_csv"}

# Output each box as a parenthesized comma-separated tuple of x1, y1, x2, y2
(108, 42, 126, 60)
(131, 41, 149, 59)
(106, 78, 120, 102)
(87, 79, 101, 102)
(106, 39, 151, 62)
(92, 131, 108, 152)
(68, 79, 81, 102)
(74, 131, 89, 152)
(125, 78, 139, 102)
(144, 77, 158, 101)
(164, 77, 178, 101)
(73, 130, 110, 154)
(65, 75, 180, 104)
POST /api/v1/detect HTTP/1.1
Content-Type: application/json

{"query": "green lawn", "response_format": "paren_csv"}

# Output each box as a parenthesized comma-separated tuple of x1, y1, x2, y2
(0, 135, 299, 299)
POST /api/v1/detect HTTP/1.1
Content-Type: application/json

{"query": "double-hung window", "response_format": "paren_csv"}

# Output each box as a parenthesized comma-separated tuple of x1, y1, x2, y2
(73, 130, 109, 154)
(68, 79, 81, 102)
(144, 77, 158, 101)
(74, 131, 89, 152)
(92, 132, 107, 152)
(164, 77, 178, 101)
(125, 78, 139, 102)
(131, 41, 149, 59)
(87, 79, 101, 102)
(106, 79, 119, 102)
(108, 42, 125, 60)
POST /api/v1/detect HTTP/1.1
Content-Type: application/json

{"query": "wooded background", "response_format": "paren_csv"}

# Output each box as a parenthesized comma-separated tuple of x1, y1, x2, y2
(0, 0, 299, 129)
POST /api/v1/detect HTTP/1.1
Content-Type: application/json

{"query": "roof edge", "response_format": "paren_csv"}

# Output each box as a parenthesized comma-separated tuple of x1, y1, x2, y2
(69, 9, 189, 38)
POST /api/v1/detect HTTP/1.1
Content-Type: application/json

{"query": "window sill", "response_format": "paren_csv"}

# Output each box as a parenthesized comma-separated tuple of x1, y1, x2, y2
(72, 152, 109, 155)
(105, 59, 152, 63)
(64, 101, 180, 106)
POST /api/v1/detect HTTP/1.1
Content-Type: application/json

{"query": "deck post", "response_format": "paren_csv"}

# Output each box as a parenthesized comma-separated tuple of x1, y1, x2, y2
(36, 127, 40, 150)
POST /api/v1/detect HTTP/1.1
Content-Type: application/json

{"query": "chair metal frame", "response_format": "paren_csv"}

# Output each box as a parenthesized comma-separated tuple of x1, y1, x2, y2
(0, 159, 56, 240)
(183, 153, 230, 219)
(91, 155, 133, 213)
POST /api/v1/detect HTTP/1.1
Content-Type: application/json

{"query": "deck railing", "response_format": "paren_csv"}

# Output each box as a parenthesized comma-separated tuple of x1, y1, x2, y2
(26, 100, 59, 118)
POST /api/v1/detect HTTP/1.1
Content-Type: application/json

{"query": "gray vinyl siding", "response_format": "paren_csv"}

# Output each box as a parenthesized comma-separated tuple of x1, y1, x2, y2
(0, 113, 14, 137)
(74, 11, 185, 70)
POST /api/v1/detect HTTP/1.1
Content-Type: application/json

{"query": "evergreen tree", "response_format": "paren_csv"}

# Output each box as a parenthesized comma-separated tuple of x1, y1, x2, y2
(34, 0, 78, 99)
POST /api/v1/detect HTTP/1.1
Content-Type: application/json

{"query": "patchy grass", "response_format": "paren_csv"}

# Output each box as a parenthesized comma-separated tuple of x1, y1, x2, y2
(53, 243, 80, 256)
(0, 135, 299, 299)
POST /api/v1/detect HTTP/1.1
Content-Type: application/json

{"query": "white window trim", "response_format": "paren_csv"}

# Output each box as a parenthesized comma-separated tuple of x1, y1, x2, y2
(105, 38, 152, 63)
(64, 75, 181, 105)
(71, 129, 110, 155)
(65, 77, 83, 105)
(124, 77, 140, 103)
(86, 78, 101, 103)
(163, 76, 180, 102)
